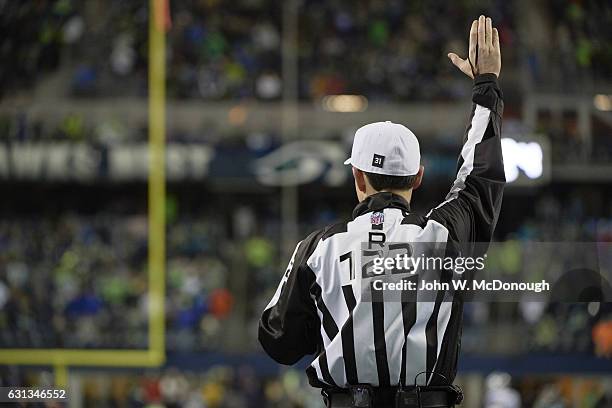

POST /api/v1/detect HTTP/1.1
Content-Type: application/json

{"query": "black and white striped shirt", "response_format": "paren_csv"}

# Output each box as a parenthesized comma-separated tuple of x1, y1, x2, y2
(259, 74, 505, 388)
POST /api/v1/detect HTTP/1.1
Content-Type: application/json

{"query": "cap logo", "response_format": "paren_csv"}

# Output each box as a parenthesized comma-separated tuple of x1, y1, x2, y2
(372, 154, 385, 168)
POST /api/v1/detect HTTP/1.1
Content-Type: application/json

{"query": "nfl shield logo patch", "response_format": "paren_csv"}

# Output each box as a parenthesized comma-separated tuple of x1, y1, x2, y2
(371, 211, 384, 225)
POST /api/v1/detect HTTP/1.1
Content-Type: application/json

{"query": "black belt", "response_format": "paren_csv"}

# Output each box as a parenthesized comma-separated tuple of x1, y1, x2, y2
(322, 385, 463, 408)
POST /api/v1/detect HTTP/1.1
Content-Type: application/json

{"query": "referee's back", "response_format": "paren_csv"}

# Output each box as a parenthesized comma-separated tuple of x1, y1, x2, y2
(259, 73, 504, 390)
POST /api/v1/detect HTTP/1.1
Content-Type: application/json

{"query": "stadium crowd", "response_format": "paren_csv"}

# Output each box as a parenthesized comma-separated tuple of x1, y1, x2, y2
(1, 190, 611, 356)
(0, 213, 236, 350)
(297, 0, 518, 101)
(1, 1, 611, 407)
(2, 0, 610, 101)
(525, 0, 612, 90)
(2, 361, 612, 407)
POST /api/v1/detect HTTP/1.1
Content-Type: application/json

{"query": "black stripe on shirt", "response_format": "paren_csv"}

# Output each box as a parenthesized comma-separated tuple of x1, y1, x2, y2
(311, 280, 339, 341)
(371, 282, 390, 386)
(425, 269, 452, 383)
(425, 292, 444, 383)
(399, 276, 418, 386)
(318, 351, 337, 387)
(429, 300, 463, 385)
(306, 365, 327, 388)
(341, 285, 358, 384)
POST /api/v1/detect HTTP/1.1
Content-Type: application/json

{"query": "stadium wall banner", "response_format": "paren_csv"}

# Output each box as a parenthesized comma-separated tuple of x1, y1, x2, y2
(0, 141, 449, 183)
(0, 143, 214, 181)
(0, 138, 548, 185)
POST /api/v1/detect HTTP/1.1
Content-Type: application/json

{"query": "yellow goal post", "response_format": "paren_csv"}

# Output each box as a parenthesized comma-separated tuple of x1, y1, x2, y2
(0, 0, 168, 386)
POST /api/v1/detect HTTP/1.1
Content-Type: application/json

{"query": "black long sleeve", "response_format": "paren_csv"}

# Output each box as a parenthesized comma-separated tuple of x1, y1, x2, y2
(258, 231, 323, 365)
(427, 73, 505, 246)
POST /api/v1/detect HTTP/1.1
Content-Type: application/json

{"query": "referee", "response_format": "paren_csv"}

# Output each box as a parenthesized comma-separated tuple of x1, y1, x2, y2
(260, 16, 504, 408)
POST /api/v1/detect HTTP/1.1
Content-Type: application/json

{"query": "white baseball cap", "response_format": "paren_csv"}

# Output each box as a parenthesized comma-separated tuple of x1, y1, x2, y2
(344, 121, 421, 176)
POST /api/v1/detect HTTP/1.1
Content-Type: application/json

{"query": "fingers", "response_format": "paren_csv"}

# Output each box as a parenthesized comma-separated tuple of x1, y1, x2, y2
(493, 27, 500, 53)
(478, 15, 485, 52)
(447, 53, 464, 67)
(486, 17, 492, 48)
(451, 16, 499, 79)
(469, 20, 478, 66)
(447, 53, 474, 78)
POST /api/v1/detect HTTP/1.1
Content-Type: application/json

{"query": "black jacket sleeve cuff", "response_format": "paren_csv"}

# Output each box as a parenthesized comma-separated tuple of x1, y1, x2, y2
(472, 74, 503, 114)
(473, 73, 499, 86)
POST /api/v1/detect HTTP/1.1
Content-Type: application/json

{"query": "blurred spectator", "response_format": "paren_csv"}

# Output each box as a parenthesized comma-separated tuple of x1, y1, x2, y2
(2, 0, 611, 100)
(0, 214, 240, 349)
(0, 0, 523, 101)
(298, 0, 517, 101)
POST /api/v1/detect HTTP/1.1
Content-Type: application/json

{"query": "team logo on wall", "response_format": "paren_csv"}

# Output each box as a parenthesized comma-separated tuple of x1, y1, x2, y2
(253, 140, 348, 186)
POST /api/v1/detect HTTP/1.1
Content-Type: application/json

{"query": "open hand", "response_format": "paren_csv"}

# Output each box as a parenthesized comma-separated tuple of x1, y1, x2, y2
(448, 15, 501, 78)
